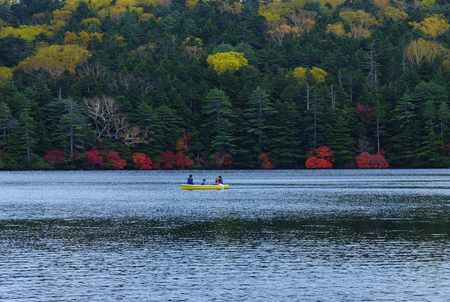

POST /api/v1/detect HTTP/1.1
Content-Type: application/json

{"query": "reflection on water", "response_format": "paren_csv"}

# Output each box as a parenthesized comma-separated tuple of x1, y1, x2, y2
(1, 170, 450, 301)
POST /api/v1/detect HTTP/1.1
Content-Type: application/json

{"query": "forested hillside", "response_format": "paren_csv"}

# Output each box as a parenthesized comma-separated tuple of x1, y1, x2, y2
(0, 0, 449, 169)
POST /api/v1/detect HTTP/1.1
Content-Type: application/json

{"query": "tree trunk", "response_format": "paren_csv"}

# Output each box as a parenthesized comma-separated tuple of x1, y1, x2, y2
(330, 84, 336, 109)
(306, 83, 310, 110)
(313, 91, 317, 149)
(376, 116, 380, 153)
(25, 125, 30, 163)
(69, 124, 74, 160)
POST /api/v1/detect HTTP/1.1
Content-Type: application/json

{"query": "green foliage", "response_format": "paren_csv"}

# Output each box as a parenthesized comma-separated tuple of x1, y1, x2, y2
(203, 89, 235, 156)
(0, 0, 448, 169)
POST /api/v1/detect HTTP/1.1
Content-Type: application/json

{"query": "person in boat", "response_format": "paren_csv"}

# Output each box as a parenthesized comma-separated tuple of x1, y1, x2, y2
(187, 175, 194, 185)
(214, 176, 223, 185)
(201, 179, 206, 185)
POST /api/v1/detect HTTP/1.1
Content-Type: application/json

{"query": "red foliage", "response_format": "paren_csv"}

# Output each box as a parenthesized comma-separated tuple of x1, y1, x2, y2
(132, 152, 152, 170)
(175, 152, 187, 169)
(305, 145, 334, 169)
(43, 150, 66, 165)
(355, 104, 374, 123)
(106, 150, 127, 169)
(161, 150, 175, 169)
(315, 146, 334, 161)
(86, 149, 104, 167)
(259, 152, 274, 169)
(305, 156, 333, 169)
(152, 162, 161, 170)
(185, 158, 194, 168)
(212, 152, 233, 168)
(356, 152, 389, 168)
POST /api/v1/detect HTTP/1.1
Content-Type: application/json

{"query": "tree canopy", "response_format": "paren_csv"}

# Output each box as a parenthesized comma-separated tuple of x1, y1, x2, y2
(0, 0, 448, 169)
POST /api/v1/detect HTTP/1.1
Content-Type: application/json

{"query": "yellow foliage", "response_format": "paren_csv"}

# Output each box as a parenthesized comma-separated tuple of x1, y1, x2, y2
(268, 23, 301, 44)
(258, 2, 289, 23)
(19, 44, 90, 79)
(384, 7, 408, 21)
(185, 0, 199, 10)
(206, 51, 248, 75)
(339, 10, 378, 39)
(372, 0, 389, 10)
(292, 66, 308, 83)
(0, 25, 52, 42)
(139, 13, 153, 22)
(410, 14, 449, 38)
(0, 66, 13, 85)
(81, 17, 101, 27)
(79, 31, 91, 47)
(293, 66, 327, 84)
(63, 32, 78, 45)
(404, 39, 449, 65)
(219, 1, 243, 15)
(421, 0, 436, 8)
(310, 67, 327, 84)
(64, 31, 103, 47)
(326, 22, 350, 37)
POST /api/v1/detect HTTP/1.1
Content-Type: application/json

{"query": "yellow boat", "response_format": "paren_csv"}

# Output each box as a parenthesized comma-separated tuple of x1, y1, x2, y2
(180, 184, 230, 190)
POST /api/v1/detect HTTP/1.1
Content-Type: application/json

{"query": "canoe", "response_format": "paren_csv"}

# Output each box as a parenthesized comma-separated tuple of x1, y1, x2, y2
(180, 184, 229, 190)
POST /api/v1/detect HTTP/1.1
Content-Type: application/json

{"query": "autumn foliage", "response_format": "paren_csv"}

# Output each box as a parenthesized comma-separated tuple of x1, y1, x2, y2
(212, 152, 233, 168)
(161, 150, 175, 169)
(106, 150, 126, 169)
(86, 149, 104, 167)
(305, 146, 334, 169)
(355, 104, 374, 123)
(356, 151, 389, 168)
(206, 51, 248, 75)
(132, 152, 152, 170)
(43, 150, 66, 165)
(175, 152, 194, 169)
(259, 152, 274, 169)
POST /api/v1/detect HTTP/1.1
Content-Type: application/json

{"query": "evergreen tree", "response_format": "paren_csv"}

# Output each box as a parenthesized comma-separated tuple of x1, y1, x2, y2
(55, 99, 94, 159)
(328, 109, 355, 167)
(203, 89, 234, 157)
(244, 87, 275, 153)
(438, 101, 450, 144)
(0, 101, 12, 147)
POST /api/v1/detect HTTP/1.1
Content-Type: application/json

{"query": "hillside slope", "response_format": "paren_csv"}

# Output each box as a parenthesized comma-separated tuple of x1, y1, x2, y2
(0, 0, 449, 169)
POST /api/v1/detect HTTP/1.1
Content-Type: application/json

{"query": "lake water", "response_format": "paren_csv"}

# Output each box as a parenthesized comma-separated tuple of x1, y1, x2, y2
(1, 170, 449, 301)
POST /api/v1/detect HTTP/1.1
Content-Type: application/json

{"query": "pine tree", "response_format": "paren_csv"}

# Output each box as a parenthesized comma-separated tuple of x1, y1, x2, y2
(244, 87, 275, 153)
(203, 89, 234, 156)
(0, 102, 12, 147)
(269, 102, 302, 167)
(55, 99, 94, 159)
(328, 109, 355, 167)
(438, 101, 450, 144)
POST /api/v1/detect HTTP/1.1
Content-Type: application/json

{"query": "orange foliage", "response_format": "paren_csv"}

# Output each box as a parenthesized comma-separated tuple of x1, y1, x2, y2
(106, 150, 126, 169)
(132, 152, 152, 170)
(259, 152, 274, 169)
(356, 152, 389, 168)
(305, 156, 333, 169)
(305, 146, 334, 169)
(86, 149, 104, 167)
(212, 152, 233, 168)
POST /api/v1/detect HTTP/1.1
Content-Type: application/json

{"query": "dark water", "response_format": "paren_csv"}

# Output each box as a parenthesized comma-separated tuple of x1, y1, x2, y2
(1, 170, 449, 301)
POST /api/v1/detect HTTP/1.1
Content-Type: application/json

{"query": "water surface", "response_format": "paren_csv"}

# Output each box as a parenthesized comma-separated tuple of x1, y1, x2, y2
(1, 170, 450, 301)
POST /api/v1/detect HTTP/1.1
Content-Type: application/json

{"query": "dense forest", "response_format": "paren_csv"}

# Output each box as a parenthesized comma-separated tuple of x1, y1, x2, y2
(0, 0, 449, 169)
